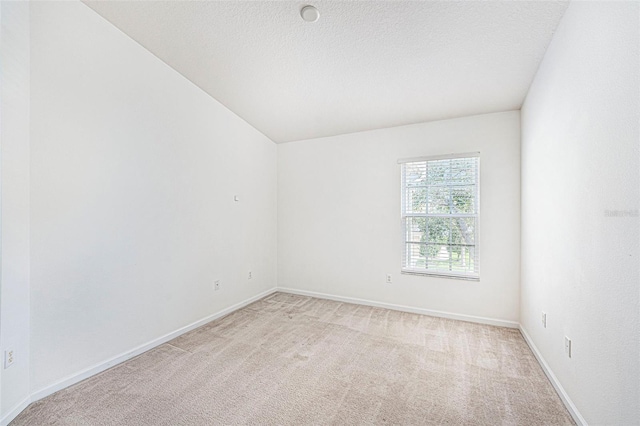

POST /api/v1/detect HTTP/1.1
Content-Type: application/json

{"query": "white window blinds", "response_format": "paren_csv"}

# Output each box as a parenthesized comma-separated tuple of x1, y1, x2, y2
(400, 154, 480, 279)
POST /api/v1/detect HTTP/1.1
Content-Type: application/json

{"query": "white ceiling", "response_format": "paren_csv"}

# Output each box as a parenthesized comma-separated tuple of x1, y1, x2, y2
(84, 1, 569, 143)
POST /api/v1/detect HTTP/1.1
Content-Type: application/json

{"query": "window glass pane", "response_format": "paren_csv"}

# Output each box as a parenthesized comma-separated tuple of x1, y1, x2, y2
(406, 217, 426, 243)
(426, 160, 448, 186)
(451, 217, 475, 245)
(449, 245, 475, 273)
(427, 217, 450, 244)
(449, 158, 477, 185)
(451, 185, 476, 214)
(427, 187, 450, 214)
(406, 243, 427, 269)
(426, 244, 450, 270)
(405, 187, 426, 214)
(405, 163, 426, 187)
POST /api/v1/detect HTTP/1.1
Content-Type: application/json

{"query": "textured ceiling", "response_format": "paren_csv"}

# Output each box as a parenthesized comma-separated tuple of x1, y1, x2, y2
(83, 1, 569, 143)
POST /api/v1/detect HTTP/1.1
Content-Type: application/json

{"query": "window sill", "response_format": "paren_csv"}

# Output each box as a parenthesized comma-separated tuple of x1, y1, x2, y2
(401, 270, 480, 281)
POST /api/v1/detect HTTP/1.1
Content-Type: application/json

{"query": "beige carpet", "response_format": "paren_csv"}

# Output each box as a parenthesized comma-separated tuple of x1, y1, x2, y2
(12, 292, 574, 425)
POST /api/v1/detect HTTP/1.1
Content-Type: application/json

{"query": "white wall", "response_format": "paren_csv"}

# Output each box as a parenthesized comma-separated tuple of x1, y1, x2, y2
(29, 1, 277, 394)
(0, 1, 31, 420)
(520, 1, 639, 424)
(278, 111, 520, 323)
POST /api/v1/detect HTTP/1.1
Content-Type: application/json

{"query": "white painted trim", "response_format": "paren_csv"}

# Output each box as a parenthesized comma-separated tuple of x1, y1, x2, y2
(29, 288, 277, 403)
(276, 287, 519, 329)
(519, 326, 587, 426)
(3, 288, 587, 426)
(1, 396, 31, 426)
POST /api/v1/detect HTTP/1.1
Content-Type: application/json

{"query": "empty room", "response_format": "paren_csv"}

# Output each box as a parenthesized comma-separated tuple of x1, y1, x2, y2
(0, 0, 638, 425)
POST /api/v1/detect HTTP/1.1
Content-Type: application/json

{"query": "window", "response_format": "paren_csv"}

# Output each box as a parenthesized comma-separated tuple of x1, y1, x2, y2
(400, 153, 479, 280)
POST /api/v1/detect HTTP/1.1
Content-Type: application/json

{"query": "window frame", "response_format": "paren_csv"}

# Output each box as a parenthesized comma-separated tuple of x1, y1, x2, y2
(399, 152, 480, 281)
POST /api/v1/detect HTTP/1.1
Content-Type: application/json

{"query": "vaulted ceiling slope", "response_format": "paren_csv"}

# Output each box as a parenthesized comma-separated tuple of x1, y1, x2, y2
(84, 1, 569, 143)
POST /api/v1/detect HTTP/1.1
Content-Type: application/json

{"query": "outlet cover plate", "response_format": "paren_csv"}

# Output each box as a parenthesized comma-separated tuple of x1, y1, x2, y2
(4, 350, 15, 369)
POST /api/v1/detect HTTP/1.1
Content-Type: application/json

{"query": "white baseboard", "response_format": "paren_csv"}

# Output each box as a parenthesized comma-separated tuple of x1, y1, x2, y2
(519, 326, 587, 426)
(3, 287, 585, 426)
(276, 287, 520, 329)
(1, 396, 31, 426)
(28, 288, 277, 404)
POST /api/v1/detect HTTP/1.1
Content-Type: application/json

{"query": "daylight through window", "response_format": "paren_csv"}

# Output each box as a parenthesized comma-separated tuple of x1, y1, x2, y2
(400, 154, 479, 279)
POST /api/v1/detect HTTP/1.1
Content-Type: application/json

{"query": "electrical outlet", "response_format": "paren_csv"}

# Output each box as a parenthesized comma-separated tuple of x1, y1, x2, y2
(386, 274, 392, 284)
(564, 336, 572, 358)
(4, 349, 14, 369)
(248, 271, 252, 280)
(541, 312, 547, 328)
(214, 280, 220, 291)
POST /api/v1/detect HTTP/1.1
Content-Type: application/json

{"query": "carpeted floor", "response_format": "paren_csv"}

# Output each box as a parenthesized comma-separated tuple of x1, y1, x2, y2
(12, 292, 574, 425)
